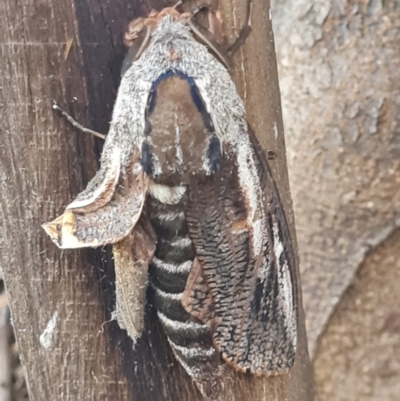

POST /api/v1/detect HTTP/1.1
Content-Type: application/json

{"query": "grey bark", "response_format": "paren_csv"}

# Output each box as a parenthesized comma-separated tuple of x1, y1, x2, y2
(314, 228, 400, 401)
(272, 0, 400, 358)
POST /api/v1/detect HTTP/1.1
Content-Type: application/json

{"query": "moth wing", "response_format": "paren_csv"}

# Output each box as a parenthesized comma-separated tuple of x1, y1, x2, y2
(67, 147, 122, 212)
(182, 258, 215, 324)
(43, 152, 148, 249)
(184, 134, 297, 375)
(113, 217, 156, 341)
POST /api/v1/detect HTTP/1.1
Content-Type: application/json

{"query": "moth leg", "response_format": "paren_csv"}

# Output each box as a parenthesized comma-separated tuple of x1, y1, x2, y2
(188, 2, 225, 45)
(191, 3, 212, 17)
(173, 0, 184, 8)
(176, 0, 212, 15)
(186, 1, 252, 66)
(52, 102, 106, 140)
(226, 0, 253, 55)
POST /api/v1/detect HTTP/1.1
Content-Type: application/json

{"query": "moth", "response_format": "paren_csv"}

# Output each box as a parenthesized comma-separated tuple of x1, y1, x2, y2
(43, 5, 297, 400)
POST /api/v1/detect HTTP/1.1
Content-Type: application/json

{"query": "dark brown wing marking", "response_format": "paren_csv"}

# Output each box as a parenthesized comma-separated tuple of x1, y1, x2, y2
(184, 136, 297, 375)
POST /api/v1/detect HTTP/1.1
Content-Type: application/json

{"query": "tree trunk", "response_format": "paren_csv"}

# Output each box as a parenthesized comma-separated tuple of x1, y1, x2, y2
(272, 0, 400, 399)
(0, 0, 313, 400)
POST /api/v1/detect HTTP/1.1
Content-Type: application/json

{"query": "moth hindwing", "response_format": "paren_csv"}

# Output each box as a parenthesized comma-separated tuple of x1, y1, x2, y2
(43, 6, 297, 400)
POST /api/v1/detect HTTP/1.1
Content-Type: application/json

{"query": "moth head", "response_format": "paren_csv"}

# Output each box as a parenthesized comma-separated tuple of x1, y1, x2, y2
(122, 8, 191, 69)
(121, 6, 230, 76)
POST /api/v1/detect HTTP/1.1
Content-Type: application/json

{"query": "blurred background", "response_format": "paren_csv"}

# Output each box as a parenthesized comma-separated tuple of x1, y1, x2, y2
(0, 1, 399, 400)
(272, 1, 400, 400)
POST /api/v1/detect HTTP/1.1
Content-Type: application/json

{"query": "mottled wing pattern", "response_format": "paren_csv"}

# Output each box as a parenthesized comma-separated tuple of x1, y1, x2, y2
(182, 258, 215, 324)
(184, 134, 297, 375)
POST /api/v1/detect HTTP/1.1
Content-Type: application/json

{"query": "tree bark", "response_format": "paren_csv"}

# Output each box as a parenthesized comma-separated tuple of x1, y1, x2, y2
(272, 0, 400, 357)
(0, 0, 313, 400)
(271, 0, 400, 399)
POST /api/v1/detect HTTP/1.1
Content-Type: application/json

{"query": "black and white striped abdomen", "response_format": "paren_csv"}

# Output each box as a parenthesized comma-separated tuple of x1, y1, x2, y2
(148, 193, 212, 346)
(147, 189, 225, 398)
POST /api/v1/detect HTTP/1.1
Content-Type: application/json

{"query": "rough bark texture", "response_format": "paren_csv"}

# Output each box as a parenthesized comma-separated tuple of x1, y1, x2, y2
(271, 0, 400, 399)
(272, 0, 400, 357)
(314, 228, 400, 401)
(0, 0, 313, 400)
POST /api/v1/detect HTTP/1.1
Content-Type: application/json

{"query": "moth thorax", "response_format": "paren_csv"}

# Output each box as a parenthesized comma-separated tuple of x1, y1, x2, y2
(165, 43, 181, 61)
(145, 73, 218, 183)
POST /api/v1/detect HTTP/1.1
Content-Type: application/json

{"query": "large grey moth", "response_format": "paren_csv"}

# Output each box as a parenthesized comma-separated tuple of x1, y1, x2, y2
(43, 5, 297, 400)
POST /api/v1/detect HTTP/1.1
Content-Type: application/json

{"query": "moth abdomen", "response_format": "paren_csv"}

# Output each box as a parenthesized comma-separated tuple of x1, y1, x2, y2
(158, 312, 211, 347)
(148, 195, 195, 311)
(148, 194, 225, 399)
(149, 258, 190, 294)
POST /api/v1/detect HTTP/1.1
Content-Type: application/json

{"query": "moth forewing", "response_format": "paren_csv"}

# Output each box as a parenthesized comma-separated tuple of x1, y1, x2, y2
(183, 138, 297, 376)
(43, 152, 148, 249)
(67, 146, 122, 211)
